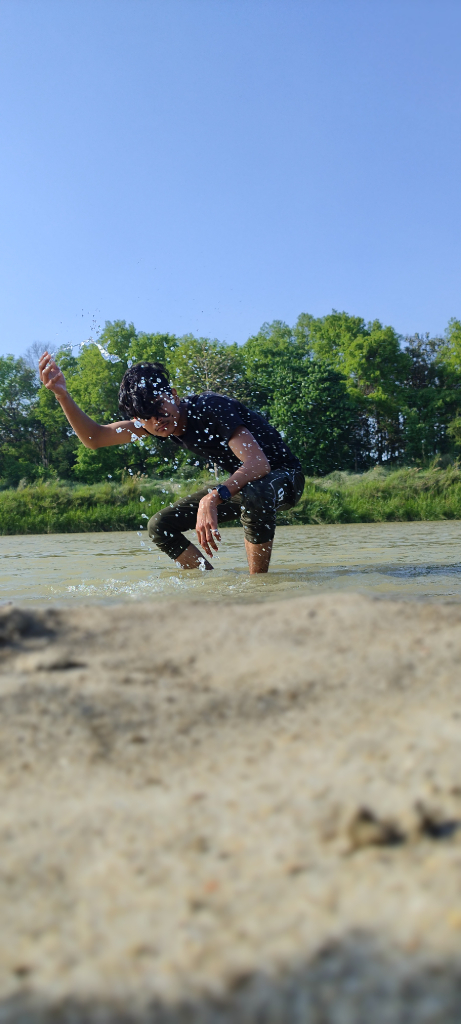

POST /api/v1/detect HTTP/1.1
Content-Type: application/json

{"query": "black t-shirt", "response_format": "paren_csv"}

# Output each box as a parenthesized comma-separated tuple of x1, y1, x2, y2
(168, 392, 301, 474)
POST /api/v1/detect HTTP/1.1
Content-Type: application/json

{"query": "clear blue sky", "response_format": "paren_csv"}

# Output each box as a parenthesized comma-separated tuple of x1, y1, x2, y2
(1, 0, 460, 358)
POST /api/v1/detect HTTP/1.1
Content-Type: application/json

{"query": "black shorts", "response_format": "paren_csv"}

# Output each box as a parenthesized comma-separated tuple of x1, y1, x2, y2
(148, 468, 305, 560)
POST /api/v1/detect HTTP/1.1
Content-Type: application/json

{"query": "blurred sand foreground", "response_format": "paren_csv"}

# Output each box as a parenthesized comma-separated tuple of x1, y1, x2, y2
(1, 594, 461, 1022)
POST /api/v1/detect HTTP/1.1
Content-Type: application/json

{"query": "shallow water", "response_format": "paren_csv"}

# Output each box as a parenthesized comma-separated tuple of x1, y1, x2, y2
(2, 521, 461, 606)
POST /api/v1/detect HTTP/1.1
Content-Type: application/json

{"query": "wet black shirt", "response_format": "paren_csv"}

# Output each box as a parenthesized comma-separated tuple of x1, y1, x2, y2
(168, 392, 301, 474)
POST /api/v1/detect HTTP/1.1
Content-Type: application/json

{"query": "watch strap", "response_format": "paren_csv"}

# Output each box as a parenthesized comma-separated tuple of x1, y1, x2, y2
(215, 484, 232, 503)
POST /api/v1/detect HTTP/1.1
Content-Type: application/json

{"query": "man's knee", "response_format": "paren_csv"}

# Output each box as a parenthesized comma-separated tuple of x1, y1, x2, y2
(240, 479, 276, 545)
(147, 508, 186, 560)
(148, 508, 172, 552)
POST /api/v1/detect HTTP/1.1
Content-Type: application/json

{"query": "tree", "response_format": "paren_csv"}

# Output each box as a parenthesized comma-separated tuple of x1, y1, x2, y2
(399, 333, 456, 463)
(0, 355, 41, 485)
(439, 318, 461, 374)
(127, 330, 178, 370)
(243, 321, 355, 474)
(296, 311, 409, 463)
(432, 320, 461, 457)
(170, 335, 248, 401)
(7, 310, 461, 487)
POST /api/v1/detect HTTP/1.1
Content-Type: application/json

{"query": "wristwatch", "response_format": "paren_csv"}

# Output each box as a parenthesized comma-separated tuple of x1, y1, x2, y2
(214, 484, 232, 503)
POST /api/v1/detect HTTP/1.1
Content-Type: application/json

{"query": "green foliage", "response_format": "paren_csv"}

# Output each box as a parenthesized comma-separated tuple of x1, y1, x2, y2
(243, 322, 355, 474)
(3, 310, 461, 507)
(295, 311, 410, 463)
(447, 417, 461, 448)
(170, 335, 248, 400)
(34, 384, 79, 479)
(281, 464, 461, 525)
(0, 478, 171, 535)
(0, 355, 45, 485)
(401, 333, 455, 463)
(127, 330, 178, 367)
(439, 318, 461, 373)
(3, 466, 461, 534)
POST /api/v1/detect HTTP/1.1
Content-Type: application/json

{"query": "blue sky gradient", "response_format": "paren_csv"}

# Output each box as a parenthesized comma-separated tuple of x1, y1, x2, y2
(1, 0, 460, 356)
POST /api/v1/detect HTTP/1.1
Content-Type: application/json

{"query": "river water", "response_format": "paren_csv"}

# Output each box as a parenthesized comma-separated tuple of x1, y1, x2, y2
(2, 521, 461, 606)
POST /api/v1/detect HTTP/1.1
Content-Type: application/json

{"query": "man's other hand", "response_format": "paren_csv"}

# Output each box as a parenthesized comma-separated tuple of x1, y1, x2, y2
(196, 492, 221, 558)
(39, 351, 68, 398)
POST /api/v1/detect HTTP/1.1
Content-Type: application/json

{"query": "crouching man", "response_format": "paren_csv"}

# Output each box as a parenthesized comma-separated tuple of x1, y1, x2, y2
(39, 353, 304, 574)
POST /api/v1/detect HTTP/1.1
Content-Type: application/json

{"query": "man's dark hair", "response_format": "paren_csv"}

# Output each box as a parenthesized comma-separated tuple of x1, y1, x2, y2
(118, 362, 172, 419)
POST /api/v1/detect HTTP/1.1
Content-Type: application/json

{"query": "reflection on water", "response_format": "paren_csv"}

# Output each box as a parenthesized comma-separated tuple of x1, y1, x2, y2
(1, 521, 461, 606)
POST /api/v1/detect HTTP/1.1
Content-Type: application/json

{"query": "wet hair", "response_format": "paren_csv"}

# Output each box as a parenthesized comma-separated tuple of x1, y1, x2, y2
(118, 362, 172, 420)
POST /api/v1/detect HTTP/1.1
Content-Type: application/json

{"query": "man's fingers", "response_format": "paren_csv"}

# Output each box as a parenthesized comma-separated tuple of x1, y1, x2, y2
(196, 500, 222, 561)
(38, 355, 49, 381)
(41, 358, 55, 380)
(206, 526, 219, 552)
(197, 527, 215, 558)
(42, 360, 61, 386)
(42, 366, 56, 386)
(196, 527, 208, 554)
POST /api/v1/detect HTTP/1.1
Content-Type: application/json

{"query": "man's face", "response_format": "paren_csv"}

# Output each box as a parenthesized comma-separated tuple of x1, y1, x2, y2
(139, 391, 181, 437)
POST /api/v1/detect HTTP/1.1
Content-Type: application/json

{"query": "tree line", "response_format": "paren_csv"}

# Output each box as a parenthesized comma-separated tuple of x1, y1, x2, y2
(2, 311, 461, 487)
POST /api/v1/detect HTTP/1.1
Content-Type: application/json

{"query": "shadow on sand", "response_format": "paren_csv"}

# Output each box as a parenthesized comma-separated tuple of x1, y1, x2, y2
(2, 934, 461, 1023)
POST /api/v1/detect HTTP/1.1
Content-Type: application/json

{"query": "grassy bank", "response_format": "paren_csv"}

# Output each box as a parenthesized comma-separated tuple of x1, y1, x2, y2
(0, 479, 173, 535)
(1, 465, 461, 535)
(282, 464, 461, 525)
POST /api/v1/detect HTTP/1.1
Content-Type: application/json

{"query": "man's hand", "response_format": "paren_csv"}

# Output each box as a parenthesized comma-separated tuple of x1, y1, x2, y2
(196, 492, 221, 558)
(39, 351, 68, 399)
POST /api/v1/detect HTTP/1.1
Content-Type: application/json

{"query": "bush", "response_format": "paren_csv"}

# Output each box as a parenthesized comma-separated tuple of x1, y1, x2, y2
(2, 466, 461, 535)
(281, 464, 461, 525)
(0, 479, 169, 535)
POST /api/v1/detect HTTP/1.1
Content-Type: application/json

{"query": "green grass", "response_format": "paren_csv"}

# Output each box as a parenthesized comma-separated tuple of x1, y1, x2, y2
(2, 465, 461, 535)
(281, 464, 461, 526)
(0, 479, 173, 535)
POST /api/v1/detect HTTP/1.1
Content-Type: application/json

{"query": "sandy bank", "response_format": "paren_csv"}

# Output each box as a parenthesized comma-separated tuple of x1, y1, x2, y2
(1, 593, 461, 1021)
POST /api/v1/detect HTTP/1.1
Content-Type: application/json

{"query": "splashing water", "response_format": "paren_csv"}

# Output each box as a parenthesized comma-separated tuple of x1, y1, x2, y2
(80, 340, 121, 363)
(64, 339, 121, 364)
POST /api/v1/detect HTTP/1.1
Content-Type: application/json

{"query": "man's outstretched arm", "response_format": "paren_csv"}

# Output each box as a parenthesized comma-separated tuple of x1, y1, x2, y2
(39, 351, 147, 449)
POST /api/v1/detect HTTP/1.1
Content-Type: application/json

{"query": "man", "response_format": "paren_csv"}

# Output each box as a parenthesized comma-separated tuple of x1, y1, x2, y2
(39, 352, 304, 574)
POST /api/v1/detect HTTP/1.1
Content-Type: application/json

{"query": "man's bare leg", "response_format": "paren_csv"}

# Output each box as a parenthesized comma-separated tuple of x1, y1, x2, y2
(244, 538, 273, 574)
(175, 542, 213, 570)
(175, 540, 272, 574)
